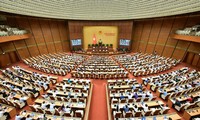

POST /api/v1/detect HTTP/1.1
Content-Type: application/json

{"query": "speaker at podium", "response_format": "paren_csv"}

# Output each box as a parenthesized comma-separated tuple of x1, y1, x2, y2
(98, 39, 102, 46)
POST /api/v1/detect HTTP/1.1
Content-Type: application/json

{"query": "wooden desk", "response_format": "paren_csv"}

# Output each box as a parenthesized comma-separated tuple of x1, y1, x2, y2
(168, 90, 200, 107)
(11, 70, 31, 81)
(1, 104, 16, 118)
(56, 84, 85, 89)
(117, 113, 181, 120)
(107, 79, 136, 83)
(177, 91, 200, 102)
(35, 98, 86, 110)
(156, 88, 175, 99)
(47, 90, 88, 98)
(62, 78, 90, 83)
(0, 76, 43, 97)
(142, 113, 181, 120)
(112, 85, 132, 89)
(183, 107, 200, 120)
(111, 101, 164, 110)
(109, 84, 140, 90)
(19, 110, 81, 120)
(109, 91, 151, 98)
(0, 87, 32, 105)
(19, 67, 58, 84)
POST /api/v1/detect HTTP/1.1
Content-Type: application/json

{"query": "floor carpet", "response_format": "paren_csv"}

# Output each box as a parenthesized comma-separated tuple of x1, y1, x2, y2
(89, 80, 108, 120)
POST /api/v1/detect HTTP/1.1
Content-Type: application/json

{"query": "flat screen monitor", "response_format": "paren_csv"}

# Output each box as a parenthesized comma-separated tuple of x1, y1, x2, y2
(71, 39, 82, 46)
(120, 39, 130, 46)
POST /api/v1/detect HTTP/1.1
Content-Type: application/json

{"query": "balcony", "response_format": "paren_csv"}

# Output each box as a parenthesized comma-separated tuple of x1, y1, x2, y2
(0, 33, 31, 43)
(171, 34, 200, 43)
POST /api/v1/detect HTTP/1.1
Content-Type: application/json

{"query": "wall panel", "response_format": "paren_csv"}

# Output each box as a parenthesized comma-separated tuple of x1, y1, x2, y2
(40, 19, 54, 43)
(0, 42, 15, 52)
(162, 46, 174, 58)
(62, 41, 71, 52)
(156, 18, 174, 45)
(198, 59, 200, 68)
(172, 48, 185, 60)
(6, 16, 17, 26)
(132, 41, 140, 52)
(176, 41, 190, 49)
(49, 20, 61, 42)
(140, 20, 152, 42)
(138, 42, 146, 53)
(132, 22, 143, 41)
(166, 17, 188, 46)
(185, 15, 200, 27)
(154, 44, 164, 55)
(26, 38, 36, 46)
(47, 43, 56, 53)
(192, 54, 199, 66)
(16, 17, 34, 46)
(0, 51, 19, 68)
(0, 15, 70, 60)
(8, 51, 19, 63)
(132, 13, 200, 65)
(188, 42, 200, 52)
(132, 22, 143, 52)
(145, 44, 154, 54)
(58, 21, 68, 41)
(38, 45, 48, 55)
(148, 19, 162, 43)
(139, 21, 152, 52)
(54, 42, 64, 52)
(15, 17, 30, 54)
(0, 54, 11, 67)
(18, 48, 30, 59)
(29, 18, 43, 39)
(13, 40, 26, 48)
(28, 46, 40, 57)
(185, 52, 194, 64)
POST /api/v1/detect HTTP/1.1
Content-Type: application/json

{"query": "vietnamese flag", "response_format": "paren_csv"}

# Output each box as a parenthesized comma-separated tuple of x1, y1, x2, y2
(92, 34, 97, 44)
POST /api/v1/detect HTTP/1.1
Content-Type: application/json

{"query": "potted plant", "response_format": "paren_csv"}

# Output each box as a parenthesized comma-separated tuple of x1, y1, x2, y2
(102, 44, 105, 46)
(110, 44, 113, 47)
(106, 44, 109, 46)
(92, 44, 95, 46)
(88, 44, 91, 47)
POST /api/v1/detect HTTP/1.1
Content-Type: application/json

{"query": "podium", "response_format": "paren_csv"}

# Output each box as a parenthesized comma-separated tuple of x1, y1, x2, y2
(87, 45, 114, 53)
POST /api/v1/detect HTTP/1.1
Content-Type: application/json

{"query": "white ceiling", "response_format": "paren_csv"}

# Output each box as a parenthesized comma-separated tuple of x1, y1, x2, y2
(1, 0, 200, 20)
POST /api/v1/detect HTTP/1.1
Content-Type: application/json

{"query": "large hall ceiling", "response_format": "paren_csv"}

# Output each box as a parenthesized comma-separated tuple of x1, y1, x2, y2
(1, 0, 200, 20)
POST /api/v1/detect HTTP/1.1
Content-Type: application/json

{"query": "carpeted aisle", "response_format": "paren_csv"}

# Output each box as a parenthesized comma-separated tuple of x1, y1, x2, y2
(89, 80, 108, 120)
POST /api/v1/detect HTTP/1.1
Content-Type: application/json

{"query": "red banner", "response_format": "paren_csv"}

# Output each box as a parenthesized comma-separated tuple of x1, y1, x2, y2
(92, 34, 97, 44)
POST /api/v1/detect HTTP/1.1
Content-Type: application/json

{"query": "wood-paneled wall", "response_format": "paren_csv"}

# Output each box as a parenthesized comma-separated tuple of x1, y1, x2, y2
(0, 15, 70, 62)
(132, 14, 200, 62)
(183, 52, 200, 69)
(0, 51, 19, 68)
(1, 12, 200, 68)
(68, 20, 133, 49)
